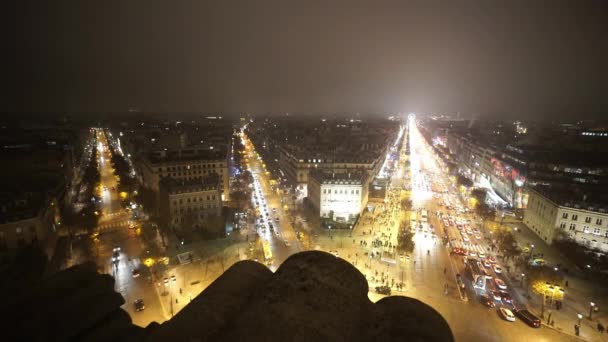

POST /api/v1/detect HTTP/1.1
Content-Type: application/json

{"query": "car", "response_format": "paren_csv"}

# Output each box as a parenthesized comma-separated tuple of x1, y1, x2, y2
(134, 299, 145, 312)
(275, 217, 279, 222)
(480, 295, 496, 308)
(451, 247, 467, 256)
(499, 307, 516, 322)
(513, 308, 541, 328)
(468, 251, 477, 257)
(132, 269, 141, 278)
(462, 235, 470, 242)
(375, 286, 391, 295)
(113, 247, 121, 252)
(475, 234, 483, 240)
(171, 275, 176, 283)
(493, 265, 502, 274)
(490, 290, 502, 301)
(482, 269, 493, 279)
(488, 256, 497, 264)
(499, 291, 513, 304)
(483, 259, 492, 268)
(494, 278, 507, 290)
(284, 240, 290, 247)
(163, 277, 169, 285)
(329, 250, 339, 257)
(272, 207, 277, 212)
(112, 251, 120, 263)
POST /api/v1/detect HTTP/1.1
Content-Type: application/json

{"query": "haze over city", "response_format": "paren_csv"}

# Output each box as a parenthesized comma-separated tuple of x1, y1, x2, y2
(8, 1, 608, 120)
(3, 1, 608, 342)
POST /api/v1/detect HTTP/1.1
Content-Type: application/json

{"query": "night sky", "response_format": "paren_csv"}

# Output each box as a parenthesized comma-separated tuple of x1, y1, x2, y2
(7, 1, 608, 119)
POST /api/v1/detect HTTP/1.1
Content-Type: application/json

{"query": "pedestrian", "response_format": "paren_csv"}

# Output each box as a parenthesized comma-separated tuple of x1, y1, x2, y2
(565, 280, 569, 287)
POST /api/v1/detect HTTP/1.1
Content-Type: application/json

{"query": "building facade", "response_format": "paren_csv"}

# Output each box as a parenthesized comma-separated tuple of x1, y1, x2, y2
(139, 149, 229, 203)
(159, 176, 223, 232)
(308, 171, 369, 224)
(278, 145, 383, 197)
(524, 187, 608, 252)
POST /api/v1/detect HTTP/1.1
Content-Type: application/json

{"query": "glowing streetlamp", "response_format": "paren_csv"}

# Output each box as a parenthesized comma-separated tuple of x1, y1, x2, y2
(589, 302, 596, 320)
(578, 313, 583, 326)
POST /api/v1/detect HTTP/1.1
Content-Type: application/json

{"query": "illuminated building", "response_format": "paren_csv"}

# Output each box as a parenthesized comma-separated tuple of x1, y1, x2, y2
(308, 171, 369, 224)
(524, 185, 608, 252)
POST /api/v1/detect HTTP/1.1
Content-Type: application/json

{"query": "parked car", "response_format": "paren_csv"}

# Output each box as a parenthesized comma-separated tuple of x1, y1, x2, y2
(493, 265, 503, 274)
(513, 308, 541, 328)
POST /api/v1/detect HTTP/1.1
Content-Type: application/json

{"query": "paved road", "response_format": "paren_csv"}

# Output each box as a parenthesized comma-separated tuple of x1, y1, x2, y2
(93, 129, 166, 325)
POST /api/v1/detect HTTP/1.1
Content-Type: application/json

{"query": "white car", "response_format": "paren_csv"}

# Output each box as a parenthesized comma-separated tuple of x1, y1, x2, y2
(499, 307, 516, 322)
(469, 251, 477, 257)
(494, 278, 507, 290)
(462, 235, 470, 242)
(493, 265, 502, 274)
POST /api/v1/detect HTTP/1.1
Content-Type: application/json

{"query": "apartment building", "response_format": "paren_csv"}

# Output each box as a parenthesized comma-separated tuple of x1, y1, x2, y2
(524, 186, 608, 252)
(139, 148, 229, 202)
(159, 175, 222, 232)
(308, 170, 369, 224)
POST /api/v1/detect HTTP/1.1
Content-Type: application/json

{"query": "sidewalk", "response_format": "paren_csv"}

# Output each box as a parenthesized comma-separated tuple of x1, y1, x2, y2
(502, 222, 608, 341)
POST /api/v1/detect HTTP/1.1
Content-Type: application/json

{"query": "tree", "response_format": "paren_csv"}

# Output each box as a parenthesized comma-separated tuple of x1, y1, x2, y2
(135, 186, 156, 212)
(230, 190, 250, 217)
(400, 198, 412, 211)
(456, 175, 473, 188)
(495, 230, 520, 260)
(397, 224, 415, 255)
(526, 265, 565, 318)
(471, 188, 487, 202)
(476, 202, 496, 220)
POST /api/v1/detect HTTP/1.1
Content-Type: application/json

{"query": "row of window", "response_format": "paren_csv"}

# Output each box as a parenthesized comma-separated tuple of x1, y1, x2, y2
(173, 213, 214, 224)
(322, 189, 360, 195)
(561, 222, 608, 237)
(561, 212, 603, 225)
(162, 169, 223, 178)
(2, 226, 37, 236)
(159, 163, 224, 172)
(174, 204, 218, 213)
(173, 195, 217, 205)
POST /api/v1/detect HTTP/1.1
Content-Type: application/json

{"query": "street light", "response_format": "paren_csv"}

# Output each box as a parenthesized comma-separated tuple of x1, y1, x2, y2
(589, 302, 596, 320)
(578, 313, 583, 326)
(520, 273, 525, 287)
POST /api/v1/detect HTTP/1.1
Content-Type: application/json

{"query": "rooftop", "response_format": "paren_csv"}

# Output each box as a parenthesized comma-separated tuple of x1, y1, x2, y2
(530, 184, 608, 213)
(310, 170, 368, 185)
(146, 149, 226, 164)
(160, 175, 220, 194)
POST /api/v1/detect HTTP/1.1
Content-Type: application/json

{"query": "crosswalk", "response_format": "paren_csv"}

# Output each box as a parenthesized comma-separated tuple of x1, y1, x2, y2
(97, 219, 133, 232)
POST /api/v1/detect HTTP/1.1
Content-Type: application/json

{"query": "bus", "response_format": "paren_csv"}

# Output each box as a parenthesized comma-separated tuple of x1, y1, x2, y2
(262, 240, 273, 266)
(420, 209, 428, 223)
(466, 258, 486, 290)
